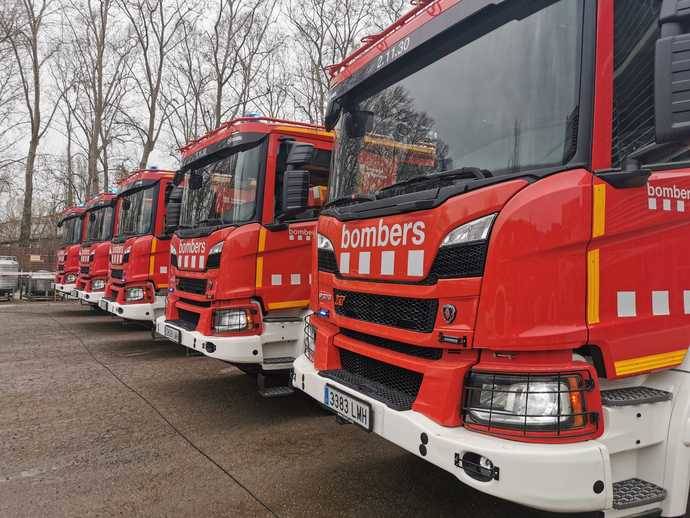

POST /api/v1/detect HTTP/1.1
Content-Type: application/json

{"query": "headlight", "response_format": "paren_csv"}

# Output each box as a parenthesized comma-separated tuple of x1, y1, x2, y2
(66, 273, 77, 283)
(441, 214, 496, 247)
(464, 372, 589, 432)
(213, 309, 251, 332)
(317, 233, 334, 251)
(304, 315, 316, 361)
(207, 241, 223, 269)
(92, 279, 105, 290)
(125, 287, 145, 301)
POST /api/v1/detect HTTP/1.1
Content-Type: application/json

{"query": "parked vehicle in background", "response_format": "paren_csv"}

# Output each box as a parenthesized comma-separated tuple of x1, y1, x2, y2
(55, 206, 86, 297)
(293, 1, 690, 517)
(0, 256, 19, 301)
(73, 192, 117, 306)
(155, 117, 332, 395)
(100, 169, 175, 322)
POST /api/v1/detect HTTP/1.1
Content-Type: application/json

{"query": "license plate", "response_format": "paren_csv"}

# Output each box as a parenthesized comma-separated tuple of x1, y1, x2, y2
(164, 325, 181, 344)
(99, 299, 108, 311)
(324, 385, 372, 431)
(71, 290, 79, 298)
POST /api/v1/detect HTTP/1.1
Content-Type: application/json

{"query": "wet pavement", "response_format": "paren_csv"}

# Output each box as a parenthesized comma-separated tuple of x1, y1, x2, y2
(0, 302, 601, 517)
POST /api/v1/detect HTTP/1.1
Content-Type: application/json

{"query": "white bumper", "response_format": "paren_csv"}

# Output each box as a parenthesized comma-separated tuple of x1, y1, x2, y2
(292, 354, 613, 513)
(55, 283, 77, 297)
(104, 295, 166, 322)
(78, 290, 104, 305)
(155, 316, 304, 370)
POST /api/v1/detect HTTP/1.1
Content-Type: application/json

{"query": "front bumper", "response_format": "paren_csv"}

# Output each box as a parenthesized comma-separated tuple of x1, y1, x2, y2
(292, 354, 612, 513)
(55, 283, 77, 297)
(78, 289, 104, 305)
(155, 316, 304, 371)
(102, 295, 166, 322)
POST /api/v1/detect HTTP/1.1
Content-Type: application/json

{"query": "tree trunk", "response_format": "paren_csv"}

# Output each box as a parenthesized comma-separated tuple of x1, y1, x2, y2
(19, 138, 37, 244)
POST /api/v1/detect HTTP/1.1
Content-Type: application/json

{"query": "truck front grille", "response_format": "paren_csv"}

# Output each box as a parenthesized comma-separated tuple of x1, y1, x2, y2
(426, 242, 487, 282)
(340, 329, 443, 360)
(334, 289, 437, 333)
(320, 349, 422, 411)
(177, 277, 207, 295)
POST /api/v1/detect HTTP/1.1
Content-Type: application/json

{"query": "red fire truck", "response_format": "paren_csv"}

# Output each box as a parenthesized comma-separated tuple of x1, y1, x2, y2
(100, 169, 175, 322)
(155, 117, 332, 393)
(55, 206, 87, 297)
(73, 192, 117, 305)
(293, 1, 690, 516)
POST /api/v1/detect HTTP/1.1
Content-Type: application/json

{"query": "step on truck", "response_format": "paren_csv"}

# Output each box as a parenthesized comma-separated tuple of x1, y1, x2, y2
(55, 206, 86, 297)
(100, 169, 176, 321)
(74, 192, 117, 305)
(293, 1, 690, 516)
(155, 117, 332, 394)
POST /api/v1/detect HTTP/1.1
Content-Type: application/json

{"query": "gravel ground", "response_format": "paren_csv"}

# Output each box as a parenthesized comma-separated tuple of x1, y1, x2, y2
(0, 302, 602, 517)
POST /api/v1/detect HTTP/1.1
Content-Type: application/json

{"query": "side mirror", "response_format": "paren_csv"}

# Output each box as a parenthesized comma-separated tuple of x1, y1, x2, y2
(324, 97, 342, 131)
(122, 198, 131, 211)
(656, 3, 690, 143)
(282, 170, 310, 217)
(173, 170, 184, 186)
(89, 212, 96, 222)
(287, 142, 316, 166)
(165, 186, 184, 234)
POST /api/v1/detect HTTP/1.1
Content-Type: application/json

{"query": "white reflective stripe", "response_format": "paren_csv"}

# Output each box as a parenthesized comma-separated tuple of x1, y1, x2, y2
(183, 255, 189, 268)
(652, 291, 670, 316)
(649, 198, 657, 210)
(407, 250, 424, 277)
(308, 274, 312, 285)
(358, 252, 371, 275)
(339, 252, 350, 274)
(199, 255, 205, 270)
(663, 199, 672, 211)
(685, 291, 690, 315)
(617, 291, 637, 318)
(271, 274, 282, 286)
(289, 234, 294, 240)
(291, 274, 301, 285)
(298, 234, 303, 240)
(678, 200, 686, 213)
(191, 255, 196, 269)
(380, 251, 395, 276)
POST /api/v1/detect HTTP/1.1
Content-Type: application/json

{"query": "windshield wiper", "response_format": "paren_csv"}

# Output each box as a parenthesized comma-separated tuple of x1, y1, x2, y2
(196, 218, 224, 227)
(376, 167, 492, 198)
(324, 193, 377, 209)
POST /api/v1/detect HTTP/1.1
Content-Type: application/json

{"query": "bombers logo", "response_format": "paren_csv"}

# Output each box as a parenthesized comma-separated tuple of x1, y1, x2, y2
(341, 219, 426, 249)
(647, 183, 690, 213)
(179, 241, 206, 254)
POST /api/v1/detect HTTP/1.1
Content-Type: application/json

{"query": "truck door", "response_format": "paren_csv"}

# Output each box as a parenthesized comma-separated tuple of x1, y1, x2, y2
(588, 1, 690, 378)
(256, 139, 331, 313)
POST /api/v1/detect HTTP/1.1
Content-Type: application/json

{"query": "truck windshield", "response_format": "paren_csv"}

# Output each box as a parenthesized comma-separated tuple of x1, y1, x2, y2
(60, 216, 82, 245)
(86, 206, 114, 243)
(330, 0, 584, 200)
(118, 186, 155, 237)
(180, 142, 264, 229)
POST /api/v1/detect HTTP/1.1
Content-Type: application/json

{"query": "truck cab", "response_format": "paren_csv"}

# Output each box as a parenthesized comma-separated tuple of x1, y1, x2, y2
(55, 206, 86, 297)
(100, 169, 175, 321)
(294, 1, 690, 516)
(155, 117, 332, 393)
(74, 192, 116, 305)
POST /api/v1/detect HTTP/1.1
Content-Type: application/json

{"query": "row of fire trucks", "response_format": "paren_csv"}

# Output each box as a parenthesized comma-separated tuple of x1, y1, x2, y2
(53, 0, 690, 516)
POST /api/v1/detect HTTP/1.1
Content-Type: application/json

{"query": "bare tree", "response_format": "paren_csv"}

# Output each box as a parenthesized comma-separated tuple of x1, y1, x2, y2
(3, 0, 63, 244)
(164, 18, 212, 151)
(118, 0, 194, 169)
(286, 0, 374, 123)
